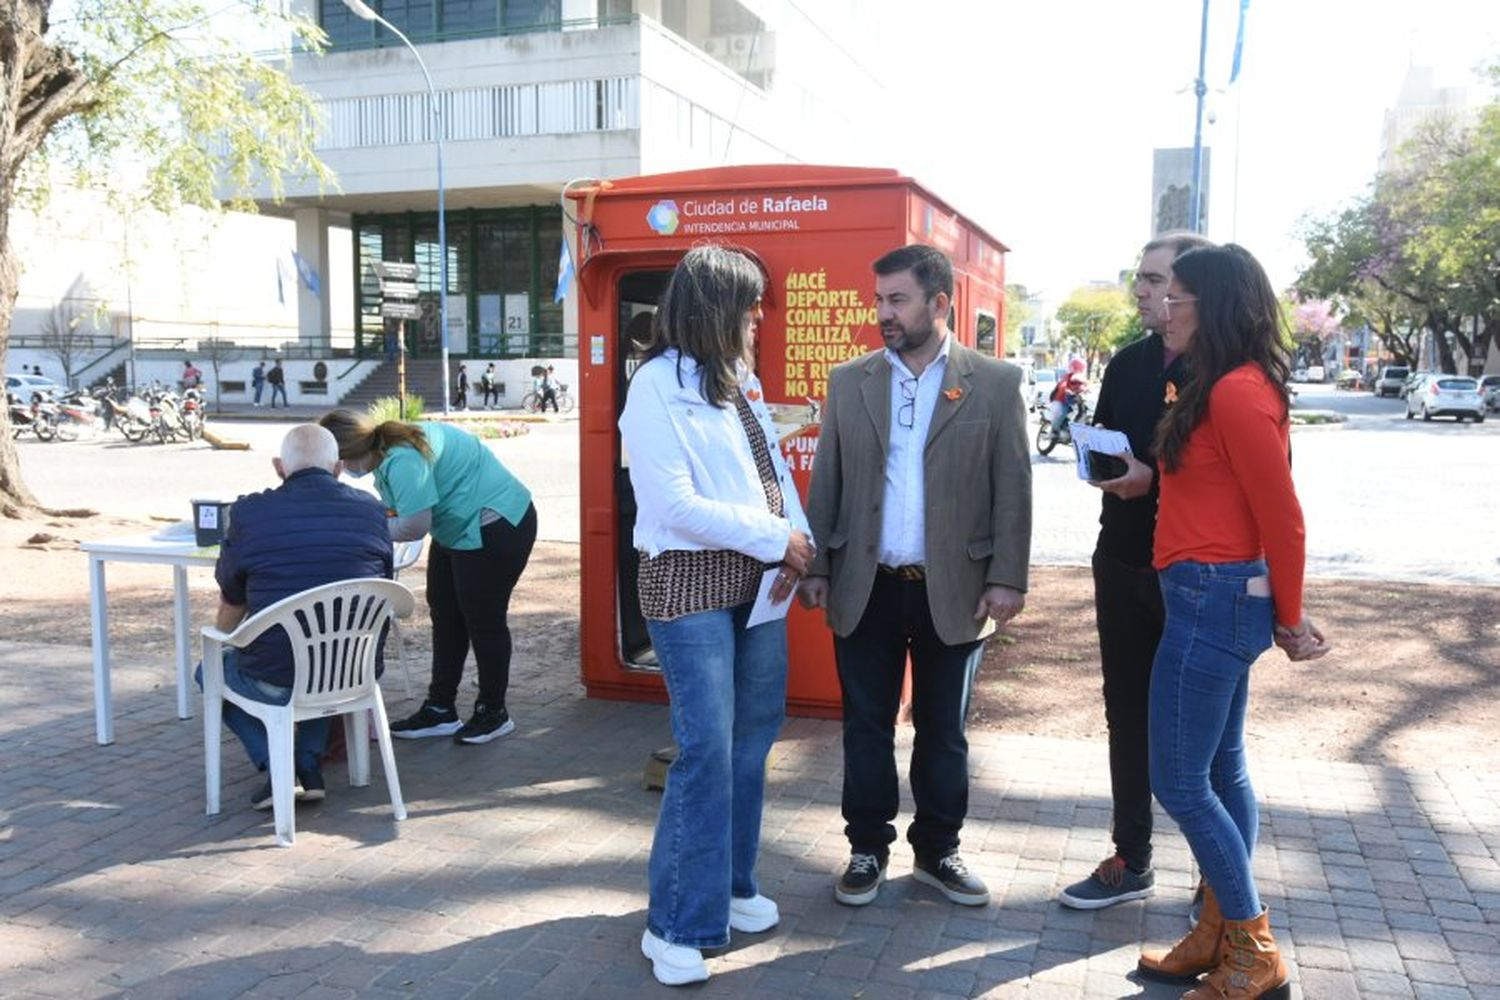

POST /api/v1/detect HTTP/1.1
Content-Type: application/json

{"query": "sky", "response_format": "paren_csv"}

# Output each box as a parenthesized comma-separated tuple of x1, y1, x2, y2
(888, 0, 1499, 305)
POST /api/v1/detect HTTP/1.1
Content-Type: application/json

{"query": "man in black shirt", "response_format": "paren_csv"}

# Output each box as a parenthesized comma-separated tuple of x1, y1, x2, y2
(1058, 232, 1212, 910)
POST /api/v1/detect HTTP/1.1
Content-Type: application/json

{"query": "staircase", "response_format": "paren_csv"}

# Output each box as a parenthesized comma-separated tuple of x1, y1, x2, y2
(339, 359, 452, 411)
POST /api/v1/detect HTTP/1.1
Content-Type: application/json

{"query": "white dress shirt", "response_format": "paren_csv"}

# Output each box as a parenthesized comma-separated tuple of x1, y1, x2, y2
(878, 334, 952, 567)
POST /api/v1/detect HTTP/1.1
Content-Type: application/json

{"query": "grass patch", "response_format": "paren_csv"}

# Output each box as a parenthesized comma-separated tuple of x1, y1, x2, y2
(367, 394, 426, 422)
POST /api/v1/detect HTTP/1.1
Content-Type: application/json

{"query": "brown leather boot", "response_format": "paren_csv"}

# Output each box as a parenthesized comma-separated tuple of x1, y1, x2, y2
(1183, 908, 1290, 1000)
(1138, 884, 1224, 983)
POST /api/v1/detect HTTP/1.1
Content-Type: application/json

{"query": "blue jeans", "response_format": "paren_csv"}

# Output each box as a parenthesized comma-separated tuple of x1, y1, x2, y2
(645, 605, 788, 948)
(195, 652, 330, 774)
(1149, 559, 1274, 921)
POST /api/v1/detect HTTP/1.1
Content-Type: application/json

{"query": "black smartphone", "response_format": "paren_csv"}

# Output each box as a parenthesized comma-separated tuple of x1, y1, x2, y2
(1086, 450, 1128, 482)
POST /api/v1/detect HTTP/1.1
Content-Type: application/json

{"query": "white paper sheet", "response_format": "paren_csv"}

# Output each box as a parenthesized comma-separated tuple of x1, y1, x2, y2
(746, 567, 795, 628)
(1069, 424, 1134, 481)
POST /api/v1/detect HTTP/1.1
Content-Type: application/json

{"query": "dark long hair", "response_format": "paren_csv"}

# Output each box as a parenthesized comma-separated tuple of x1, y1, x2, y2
(1153, 244, 1292, 473)
(645, 244, 764, 407)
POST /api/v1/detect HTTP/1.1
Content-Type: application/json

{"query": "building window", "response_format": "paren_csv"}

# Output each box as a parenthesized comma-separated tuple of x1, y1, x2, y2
(319, 0, 374, 47)
(976, 310, 997, 355)
(440, 0, 496, 35)
(378, 0, 436, 39)
(354, 207, 566, 359)
(501, 0, 561, 31)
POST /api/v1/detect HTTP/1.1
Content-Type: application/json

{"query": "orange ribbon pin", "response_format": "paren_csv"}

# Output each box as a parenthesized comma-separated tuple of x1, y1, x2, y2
(943, 388, 964, 401)
(1164, 382, 1178, 404)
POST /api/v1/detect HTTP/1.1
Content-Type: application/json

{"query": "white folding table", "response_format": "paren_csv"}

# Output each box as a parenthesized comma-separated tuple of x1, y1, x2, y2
(81, 533, 219, 745)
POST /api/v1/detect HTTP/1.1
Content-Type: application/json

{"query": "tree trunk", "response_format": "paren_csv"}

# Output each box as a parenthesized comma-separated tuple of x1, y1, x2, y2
(0, 193, 39, 517)
(0, 0, 98, 516)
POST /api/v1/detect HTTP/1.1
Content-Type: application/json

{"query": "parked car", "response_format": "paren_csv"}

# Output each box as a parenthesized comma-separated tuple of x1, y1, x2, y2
(1373, 365, 1410, 398)
(5, 372, 62, 398)
(1477, 374, 1500, 412)
(1305, 365, 1326, 384)
(1030, 368, 1058, 413)
(1404, 374, 1486, 422)
(1335, 368, 1363, 390)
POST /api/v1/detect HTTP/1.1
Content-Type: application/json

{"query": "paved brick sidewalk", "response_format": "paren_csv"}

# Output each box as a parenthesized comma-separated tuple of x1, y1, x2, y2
(2, 638, 1497, 998)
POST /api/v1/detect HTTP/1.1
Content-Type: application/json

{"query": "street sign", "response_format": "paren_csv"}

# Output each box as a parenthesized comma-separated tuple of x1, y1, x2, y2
(380, 281, 420, 300)
(381, 300, 422, 320)
(373, 261, 419, 282)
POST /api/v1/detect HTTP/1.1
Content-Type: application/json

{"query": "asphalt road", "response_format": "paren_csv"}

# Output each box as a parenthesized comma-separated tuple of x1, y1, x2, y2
(14, 381, 1498, 585)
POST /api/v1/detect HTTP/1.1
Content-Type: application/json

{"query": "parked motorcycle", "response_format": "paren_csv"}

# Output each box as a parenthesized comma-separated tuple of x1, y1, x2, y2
(7, 390, 53, 439)
(26, 391, 61, 442)
(144, 386, 186, 444)
(53, 389, 101, 441)
(179, 387, 205, 441)
(104, 391, 155, 443)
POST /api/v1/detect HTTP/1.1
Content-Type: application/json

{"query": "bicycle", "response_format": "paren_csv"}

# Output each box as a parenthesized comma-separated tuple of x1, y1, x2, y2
(520, 383, 575, 414)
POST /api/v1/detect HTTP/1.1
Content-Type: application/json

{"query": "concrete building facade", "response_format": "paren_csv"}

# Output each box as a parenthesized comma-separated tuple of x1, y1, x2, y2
(249, 0, 886, 377)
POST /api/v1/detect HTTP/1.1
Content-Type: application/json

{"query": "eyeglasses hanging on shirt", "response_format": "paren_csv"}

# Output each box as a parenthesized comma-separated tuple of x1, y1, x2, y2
(897, 377, 917, 429)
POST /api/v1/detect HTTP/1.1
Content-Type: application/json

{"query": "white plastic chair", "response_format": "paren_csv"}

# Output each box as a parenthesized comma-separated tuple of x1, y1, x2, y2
(202, 578, 416, 846)
(390, 539, 425, 700)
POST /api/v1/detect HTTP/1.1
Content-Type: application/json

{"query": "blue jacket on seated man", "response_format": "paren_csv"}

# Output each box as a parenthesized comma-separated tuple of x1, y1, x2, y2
(204, 423, 394, 810)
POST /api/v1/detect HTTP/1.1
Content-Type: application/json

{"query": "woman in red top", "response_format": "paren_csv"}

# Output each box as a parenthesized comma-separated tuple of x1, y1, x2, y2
(1134, 245, 1329, 1000)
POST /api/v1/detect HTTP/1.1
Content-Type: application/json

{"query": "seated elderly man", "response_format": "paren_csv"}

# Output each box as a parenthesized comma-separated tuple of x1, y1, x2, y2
(201, 424, 393, 810)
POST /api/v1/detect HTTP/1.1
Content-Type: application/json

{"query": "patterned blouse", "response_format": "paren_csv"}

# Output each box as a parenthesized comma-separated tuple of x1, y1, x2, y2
(637, 390, 786, 621)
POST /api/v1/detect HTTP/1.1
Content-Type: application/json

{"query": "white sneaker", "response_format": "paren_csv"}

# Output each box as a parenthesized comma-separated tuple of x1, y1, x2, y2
(640, 929, 708, 986)
(728, 893, 779, 933)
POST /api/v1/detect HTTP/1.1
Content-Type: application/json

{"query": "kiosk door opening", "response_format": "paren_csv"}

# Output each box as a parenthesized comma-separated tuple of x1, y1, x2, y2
(615, 268, 672, 671)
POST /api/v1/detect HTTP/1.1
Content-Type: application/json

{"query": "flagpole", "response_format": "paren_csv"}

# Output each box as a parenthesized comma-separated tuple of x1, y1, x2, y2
(1189, 0, 1211, 234)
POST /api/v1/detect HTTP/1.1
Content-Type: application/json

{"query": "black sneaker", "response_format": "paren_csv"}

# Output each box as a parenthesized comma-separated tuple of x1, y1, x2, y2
(1058, 854, 1155, 910)
(913, 852, 990, 906)
(296, 768, 326, 803)
(390, 701, 462, 739)
(834, 852, 887, 906)
(250, 775, 303, 811)
(455, 703, 515, 745)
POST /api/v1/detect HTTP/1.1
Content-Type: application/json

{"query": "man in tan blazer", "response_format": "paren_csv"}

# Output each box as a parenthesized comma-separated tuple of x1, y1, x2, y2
(800, 244, 1031, 909)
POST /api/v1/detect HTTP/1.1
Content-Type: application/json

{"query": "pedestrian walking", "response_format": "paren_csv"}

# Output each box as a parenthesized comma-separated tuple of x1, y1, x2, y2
(251, 362, 266, 407)
(454, 363, 469, 409)
(266, 361, 287, 408)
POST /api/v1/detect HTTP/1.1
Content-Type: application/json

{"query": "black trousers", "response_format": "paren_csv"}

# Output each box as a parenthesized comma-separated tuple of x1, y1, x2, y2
(426, 503, 537, 710)
(834, 572, 984, 862)
(1092, 548, 1166, 871)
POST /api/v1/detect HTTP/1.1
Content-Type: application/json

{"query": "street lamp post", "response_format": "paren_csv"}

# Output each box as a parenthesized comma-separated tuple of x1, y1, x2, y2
(342, 0, 451, 414)
(1188, 0, 1210, 233)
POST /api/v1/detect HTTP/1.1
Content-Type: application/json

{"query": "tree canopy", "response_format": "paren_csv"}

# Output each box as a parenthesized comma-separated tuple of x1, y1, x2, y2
(0, 0, 332, 515)
(1296, 63, 1499, 375)
(1054, 284, 1134, 369)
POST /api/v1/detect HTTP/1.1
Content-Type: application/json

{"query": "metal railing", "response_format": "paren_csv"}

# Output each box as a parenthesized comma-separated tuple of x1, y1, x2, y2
(315, 14, 639, 54)
(317, 76, 639, 150)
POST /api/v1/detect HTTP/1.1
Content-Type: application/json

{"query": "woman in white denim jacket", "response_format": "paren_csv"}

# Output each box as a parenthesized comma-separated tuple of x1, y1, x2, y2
(619, 246, 814, 987)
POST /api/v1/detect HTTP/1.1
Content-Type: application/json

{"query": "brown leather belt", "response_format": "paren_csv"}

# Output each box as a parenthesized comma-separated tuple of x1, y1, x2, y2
(877, 563, 926, 581)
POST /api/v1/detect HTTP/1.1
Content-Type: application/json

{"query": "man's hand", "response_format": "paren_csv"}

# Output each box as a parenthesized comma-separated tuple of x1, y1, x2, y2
(1090, 451, 1154, 500)
(798, 576, 830, 610)
(973, 584, 1024, 625)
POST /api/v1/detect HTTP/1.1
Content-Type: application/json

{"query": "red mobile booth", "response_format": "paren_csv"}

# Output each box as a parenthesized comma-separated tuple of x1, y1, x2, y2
(572, 164, 1008, 717)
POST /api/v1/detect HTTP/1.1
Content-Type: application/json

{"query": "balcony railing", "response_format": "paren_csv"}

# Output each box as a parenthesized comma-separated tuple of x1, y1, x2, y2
(316, 76, 639, 150)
